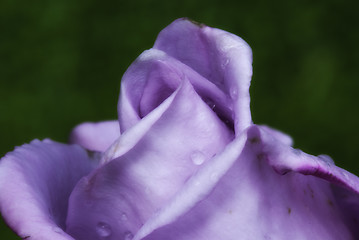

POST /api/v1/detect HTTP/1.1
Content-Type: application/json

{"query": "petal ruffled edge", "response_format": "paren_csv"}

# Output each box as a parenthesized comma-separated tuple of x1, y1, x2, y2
(66, 75, 234, 240)
(154, 18, 253, 134)
(248, 125, 359, 195)
(249, 125, 359, 236)
(133, 125, 359, 240)
(0, 139, 95, 240)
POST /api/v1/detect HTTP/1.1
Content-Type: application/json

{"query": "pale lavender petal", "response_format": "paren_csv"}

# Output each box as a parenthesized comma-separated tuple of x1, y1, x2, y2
(118, 48, 233, 133)
(133, 130, 248, 240)
(117, 50, 166, 132)
(252, 125, 359, 237)
(66, 72, 234, 239)
(69, 120, 120, 152)
(112, 48, 233, 165)
(256, 125, 293, 146)
(0, 140, 95, 240)
(135, 126, 358, 240)
(154, 18, 253, 133)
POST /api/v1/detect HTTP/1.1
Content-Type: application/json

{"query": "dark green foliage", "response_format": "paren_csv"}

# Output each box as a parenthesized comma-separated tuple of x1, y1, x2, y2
(1, 0, 358, 238)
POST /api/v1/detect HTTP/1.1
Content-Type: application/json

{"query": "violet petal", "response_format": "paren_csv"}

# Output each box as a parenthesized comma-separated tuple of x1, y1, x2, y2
(66, 70, 234, 240)
(0, 139, 95, 240)
(134, 125, 359, 240)
(154, 18, 253, 133)
(69, 120, 120, 152)
(117, 48, 233, 133)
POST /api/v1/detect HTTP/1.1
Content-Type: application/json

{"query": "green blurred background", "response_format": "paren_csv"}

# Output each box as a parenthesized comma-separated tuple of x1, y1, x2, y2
(1, 0, 358, 238)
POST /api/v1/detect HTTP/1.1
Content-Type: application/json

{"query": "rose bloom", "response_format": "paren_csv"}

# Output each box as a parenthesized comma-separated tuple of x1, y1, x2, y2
(1, 18, 359, 240)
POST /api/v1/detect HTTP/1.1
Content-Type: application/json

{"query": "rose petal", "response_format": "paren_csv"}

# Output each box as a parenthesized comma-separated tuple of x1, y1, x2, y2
(134, 125, 358, 240)
(118, 49, 233, 133)
(252, 125, 359, 237)
(111, 48, 234, 164)
(66, 74, 234, 239)
(69, 120, 120, 152)
(154, 18, 253, 133)
(133, 129, 248, 240)
(0, 140, 95, 240)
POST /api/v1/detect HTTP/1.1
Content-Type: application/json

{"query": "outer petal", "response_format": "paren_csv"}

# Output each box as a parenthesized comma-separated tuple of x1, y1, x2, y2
(154, 18, 253, 134)
(69, 120, 120, 152)
(0, 140, 95, 240)
(66, 67, 234, 239)
(134, 126, 358, 240)
(252, 125, 359, 237)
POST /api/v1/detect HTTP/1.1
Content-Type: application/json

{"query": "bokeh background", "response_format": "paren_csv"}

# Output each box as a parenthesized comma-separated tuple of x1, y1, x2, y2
(1, 0, 358, 238)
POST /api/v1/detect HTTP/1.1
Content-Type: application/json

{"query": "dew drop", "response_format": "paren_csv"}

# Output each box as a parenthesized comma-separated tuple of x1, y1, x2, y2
(318, 154, 334, 165)
(205, 99, 216, 110)
(96, 222, 112, 238)
(342, 171, 350, 181)
(194, 180, 201, 187)
(210, 172, 220, 182)
(124, 231, 134, 240)
(229, 87, 238, 99)
(221, 59, 230, 69)
(191, 151, 206, 165)
(121, 213, 128, 221)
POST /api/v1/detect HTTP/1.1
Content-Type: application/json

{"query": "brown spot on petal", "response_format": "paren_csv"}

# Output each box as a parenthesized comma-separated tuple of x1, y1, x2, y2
(287, 208, 292, 215)
(327, 199, 334, 207)
(185, 18, 206, 28)
(249, 137, 260, 144)
(307, 184, 314, 198)
(257, 153, 266, 161)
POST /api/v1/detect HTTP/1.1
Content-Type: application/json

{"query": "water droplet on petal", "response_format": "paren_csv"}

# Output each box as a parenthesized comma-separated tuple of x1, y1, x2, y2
(191, 151, 206, 165)
(342, 171, 350, 181)
(194, 180, 201, 187)
(229, 87, 238, 99)
(121, 213, 128, 221)
(205, 99, 216, 110)
(124, 231, 134, 240)
(318, 154, 334, 165)
(210, 172, 220, 182)
(224, 59, 230, 65)
(96, 222, 112, 238)
(221, 58, 230, 69)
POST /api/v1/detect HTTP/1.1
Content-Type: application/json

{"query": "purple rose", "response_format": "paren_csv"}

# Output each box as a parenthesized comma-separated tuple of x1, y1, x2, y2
(1, 18, 359, 240)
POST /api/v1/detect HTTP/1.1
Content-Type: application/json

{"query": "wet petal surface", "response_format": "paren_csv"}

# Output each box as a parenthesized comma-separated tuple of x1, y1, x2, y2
(154, 18, 253, 133)
(136, 125, 359, 240)
(67, 62, 233, 239)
